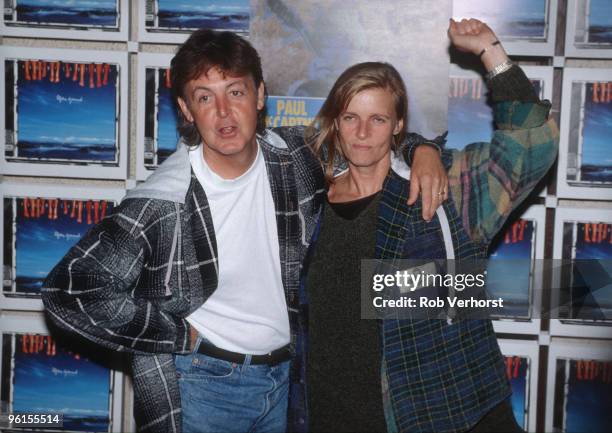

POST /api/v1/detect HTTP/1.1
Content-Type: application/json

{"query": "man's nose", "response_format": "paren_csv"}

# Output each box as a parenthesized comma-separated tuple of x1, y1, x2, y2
(216, 96, 228, 117)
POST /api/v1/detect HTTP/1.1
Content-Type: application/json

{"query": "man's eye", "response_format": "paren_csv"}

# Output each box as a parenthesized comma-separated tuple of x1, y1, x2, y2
(198, 95, 209, 103)
(230, 90, 244, 97)
(373, 117, 386, 123)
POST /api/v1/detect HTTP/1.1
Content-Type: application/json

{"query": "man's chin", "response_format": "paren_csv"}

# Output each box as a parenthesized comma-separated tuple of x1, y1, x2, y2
(204, 140, 256, 159)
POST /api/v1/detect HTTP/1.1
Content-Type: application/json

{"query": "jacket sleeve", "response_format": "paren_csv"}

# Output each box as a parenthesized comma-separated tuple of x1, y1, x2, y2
(41, 199, 190, 354)
(402, 131, 448, 166)
(447, 65, 559, 244)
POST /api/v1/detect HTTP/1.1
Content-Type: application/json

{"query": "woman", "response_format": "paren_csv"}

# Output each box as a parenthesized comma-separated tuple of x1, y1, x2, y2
(302, 19, 558, 433)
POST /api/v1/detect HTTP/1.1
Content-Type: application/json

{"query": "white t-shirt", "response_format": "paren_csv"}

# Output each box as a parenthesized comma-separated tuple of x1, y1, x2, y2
(186, 144, 290, 354)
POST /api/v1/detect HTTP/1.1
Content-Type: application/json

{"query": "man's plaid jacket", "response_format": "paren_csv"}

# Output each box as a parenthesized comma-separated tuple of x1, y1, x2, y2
(41, 127, 326, 433)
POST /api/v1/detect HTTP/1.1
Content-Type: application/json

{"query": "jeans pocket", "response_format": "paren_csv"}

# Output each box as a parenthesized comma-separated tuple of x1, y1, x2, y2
(182, 354, 235, 380)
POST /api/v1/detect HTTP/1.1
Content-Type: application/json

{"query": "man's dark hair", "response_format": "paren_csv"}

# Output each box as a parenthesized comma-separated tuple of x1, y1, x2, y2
(171, 29, 267, 145)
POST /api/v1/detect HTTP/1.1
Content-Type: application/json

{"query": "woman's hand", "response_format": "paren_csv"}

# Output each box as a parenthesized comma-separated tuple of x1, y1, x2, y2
(408, 145, 448, 221)
(448, 18, 510, 71)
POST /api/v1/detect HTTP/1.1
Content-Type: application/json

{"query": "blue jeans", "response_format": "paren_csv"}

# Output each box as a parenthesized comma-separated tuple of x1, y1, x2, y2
(175, 344, 290, 433)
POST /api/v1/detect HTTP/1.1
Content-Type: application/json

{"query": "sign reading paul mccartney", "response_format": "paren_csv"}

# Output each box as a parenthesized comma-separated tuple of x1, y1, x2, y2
(265, 96, 324, 128)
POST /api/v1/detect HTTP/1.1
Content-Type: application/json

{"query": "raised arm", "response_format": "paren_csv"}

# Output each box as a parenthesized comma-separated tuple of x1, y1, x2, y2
(446, 19, 559, 244)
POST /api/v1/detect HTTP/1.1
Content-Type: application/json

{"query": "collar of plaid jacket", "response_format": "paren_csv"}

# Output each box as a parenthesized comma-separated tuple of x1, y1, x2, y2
(126, 131, 295, 204)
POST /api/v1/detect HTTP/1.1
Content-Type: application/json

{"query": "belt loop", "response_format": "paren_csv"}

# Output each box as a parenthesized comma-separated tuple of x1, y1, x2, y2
(241, 354, 252, 373)
(192, 336, 202, 354)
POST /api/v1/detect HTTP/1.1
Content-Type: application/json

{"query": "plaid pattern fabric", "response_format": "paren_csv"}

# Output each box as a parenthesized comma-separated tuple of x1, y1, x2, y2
(41, 127, 325, 433)
(377, 97, 558, 431)
(448, 100, 559, 245)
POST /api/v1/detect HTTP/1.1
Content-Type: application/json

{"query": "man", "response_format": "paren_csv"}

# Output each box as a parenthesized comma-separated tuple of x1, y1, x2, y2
(42, 29, 445, 433)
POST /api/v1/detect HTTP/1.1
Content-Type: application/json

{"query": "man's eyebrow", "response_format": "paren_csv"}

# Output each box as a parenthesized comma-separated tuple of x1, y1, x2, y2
(191, 85, 212, 94)
(226, 79, 248, 88)
(190, 79, 247, 94)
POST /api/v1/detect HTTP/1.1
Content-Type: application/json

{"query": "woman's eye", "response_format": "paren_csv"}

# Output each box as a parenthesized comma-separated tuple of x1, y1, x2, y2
(198, 95, 209, 103)
(342, 115, 354, 121)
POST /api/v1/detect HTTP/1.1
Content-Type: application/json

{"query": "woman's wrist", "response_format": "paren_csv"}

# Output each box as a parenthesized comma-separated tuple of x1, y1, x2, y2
(480, 42, 510, 71)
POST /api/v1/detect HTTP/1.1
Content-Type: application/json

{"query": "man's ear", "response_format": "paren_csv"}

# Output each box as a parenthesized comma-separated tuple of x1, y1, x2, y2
(394, 118, 404, 135)
(256, 82, 265, 111)
(177, 97, 194, 123)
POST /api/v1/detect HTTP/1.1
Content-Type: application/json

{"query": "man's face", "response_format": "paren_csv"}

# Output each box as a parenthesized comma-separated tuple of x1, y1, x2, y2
(177, 68, 265, 176)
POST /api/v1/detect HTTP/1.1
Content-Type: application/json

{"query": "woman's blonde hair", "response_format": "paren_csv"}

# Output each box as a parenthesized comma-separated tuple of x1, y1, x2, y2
(305, 62, 408, 182)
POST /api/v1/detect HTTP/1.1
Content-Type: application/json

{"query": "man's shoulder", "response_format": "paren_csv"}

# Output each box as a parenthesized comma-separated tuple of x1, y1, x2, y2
(259, 126, 325, 193)
(263, 126, 308, 151)
(126, 143, 192, 204)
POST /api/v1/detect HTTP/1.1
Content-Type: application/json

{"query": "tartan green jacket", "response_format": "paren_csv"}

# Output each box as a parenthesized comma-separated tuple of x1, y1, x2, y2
(376, 68, 558, 432)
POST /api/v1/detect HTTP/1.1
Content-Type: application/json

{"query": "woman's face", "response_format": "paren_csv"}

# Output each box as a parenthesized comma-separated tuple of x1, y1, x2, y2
(336, 87, 403, 170)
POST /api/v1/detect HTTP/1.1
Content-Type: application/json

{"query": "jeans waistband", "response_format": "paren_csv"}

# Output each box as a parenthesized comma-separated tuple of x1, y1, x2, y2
(196, 340, 291, 366)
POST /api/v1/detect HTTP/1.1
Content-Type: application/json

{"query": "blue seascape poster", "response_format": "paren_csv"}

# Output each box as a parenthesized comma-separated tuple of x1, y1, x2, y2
(13, 60, 118, 163)
(6, 197, 114, 295)
(563, 359, 612, 432)
(11, 334, 111, 432)
(157, 69, 179, 165)
(447, 76, 542, 150)
(587, 0, 612, 44)
(265, 96, 325, 128)
(506, 356, 528, 429)
(487, 220, 534, 318)
(447, 76, 490, 150)
(453, 0, 547, 39)
(570, 223, 612, 321)
(579, 83, 612, 183)
(154, 0, 249, 33)
(12, 0, 118, 28)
